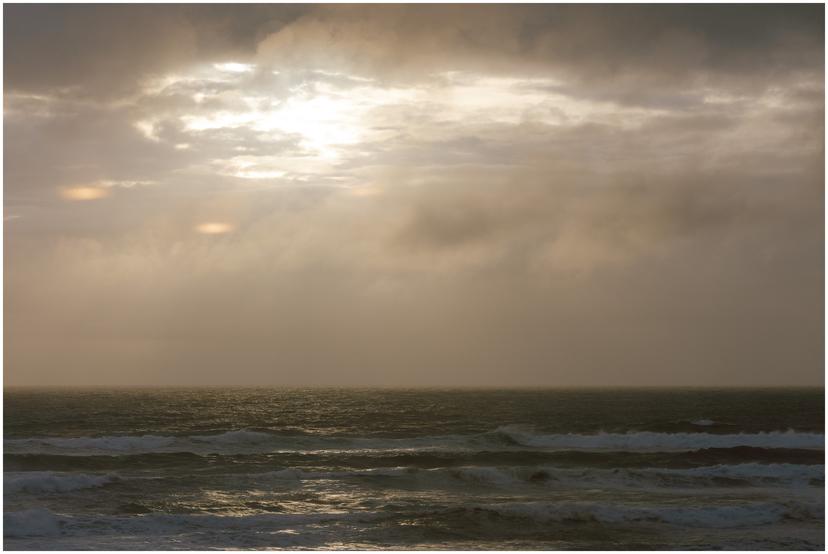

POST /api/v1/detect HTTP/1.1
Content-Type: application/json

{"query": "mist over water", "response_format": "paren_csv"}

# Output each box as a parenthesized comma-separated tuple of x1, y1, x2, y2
(4, 388, 824, 550)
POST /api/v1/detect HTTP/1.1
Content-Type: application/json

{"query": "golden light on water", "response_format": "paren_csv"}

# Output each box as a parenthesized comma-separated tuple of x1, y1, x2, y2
(195, 222, 235, 235)
(59, 186, 111, 201)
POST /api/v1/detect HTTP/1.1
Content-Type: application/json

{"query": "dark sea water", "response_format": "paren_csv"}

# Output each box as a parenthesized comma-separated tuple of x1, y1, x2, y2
(3, 388, 825, 550)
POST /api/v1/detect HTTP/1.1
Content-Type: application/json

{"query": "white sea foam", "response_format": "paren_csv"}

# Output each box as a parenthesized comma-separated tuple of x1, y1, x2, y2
(4, 471, 118, 495)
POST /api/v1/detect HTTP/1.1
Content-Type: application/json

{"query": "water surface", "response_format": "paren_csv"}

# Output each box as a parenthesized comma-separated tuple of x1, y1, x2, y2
(4, 388, 824, 550)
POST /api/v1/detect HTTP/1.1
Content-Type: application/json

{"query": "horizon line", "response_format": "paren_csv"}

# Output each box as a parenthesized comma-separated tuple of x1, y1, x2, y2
(4, 384, 824, 390)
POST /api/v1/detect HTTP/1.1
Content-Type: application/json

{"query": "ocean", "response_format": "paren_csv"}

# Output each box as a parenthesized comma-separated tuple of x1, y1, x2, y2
(3, 388, 824, 550)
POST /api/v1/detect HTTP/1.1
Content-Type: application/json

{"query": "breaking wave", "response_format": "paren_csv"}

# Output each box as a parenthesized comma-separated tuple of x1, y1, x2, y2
(4, 508, 64, 537)
(4, 471, 119, 495)
(492, 427, 825, 451)
(5, 428, 823, 455)
(252, 463, 824, 489)
(473, 499, 824, 528)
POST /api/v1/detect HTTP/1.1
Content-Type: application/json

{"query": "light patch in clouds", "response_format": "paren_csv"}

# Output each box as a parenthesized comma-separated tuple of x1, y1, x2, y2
(181, 111, 258, 132)
(214, 62, 255, 73)
(100, 179, 157, 188)
(214, 157, 288, 180)
(58, 180, 155, 202)
(59, 186, 111, 201)
(195, 222, 235, 235)
(134, 119, 161, 141)
(349, 185, 383, 197)
(177, 75, 419, 160)
(132, 67, 683, 192)
(432, 73, 673, 129)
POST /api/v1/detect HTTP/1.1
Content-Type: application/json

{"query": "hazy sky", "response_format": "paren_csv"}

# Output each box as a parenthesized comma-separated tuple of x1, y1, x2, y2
(4, 4, 824, 387)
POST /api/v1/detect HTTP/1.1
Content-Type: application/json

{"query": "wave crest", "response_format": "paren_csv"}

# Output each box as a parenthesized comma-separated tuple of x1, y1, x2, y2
(477, 499, 824, 528)
(244, 462, 823, 491)
(4, 508, 63, 537)
(5, 428, 824, 455)
(5, 471, 118, 494)
(492, 427, 824, 451)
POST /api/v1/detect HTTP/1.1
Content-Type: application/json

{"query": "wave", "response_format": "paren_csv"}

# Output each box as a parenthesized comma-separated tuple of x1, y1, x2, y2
(473, 499, 824, 528)
(492, 427, 825, 451)
(8, 446, 823, 476)
(4, 508, 64, 538)
(6, 451, 209, 472)
(548, 462, 825, 489)
(3, 507, 378, 545)
(5, 434, 177, 453)
(641, 419, 766, 434)
(4, 471, 119, 495)
(6, 462, 817, 502)
(251, 462, 824, 489)
(6, 497, 822, 544)
(657, 462, 824, 482)
(5, 428, 824, 456)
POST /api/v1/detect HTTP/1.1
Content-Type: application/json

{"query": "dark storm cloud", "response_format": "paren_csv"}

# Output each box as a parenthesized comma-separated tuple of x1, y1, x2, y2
(6, 5, 822, 95)
(3, 4, 307, 97)
(256, 5, 823, 90)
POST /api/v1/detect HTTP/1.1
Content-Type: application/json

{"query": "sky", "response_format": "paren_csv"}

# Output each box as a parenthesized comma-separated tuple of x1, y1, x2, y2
(4, 4, 824, 387)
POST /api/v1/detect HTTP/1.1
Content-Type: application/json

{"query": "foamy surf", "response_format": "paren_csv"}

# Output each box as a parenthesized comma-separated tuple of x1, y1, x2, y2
(5, 388, 823, 550)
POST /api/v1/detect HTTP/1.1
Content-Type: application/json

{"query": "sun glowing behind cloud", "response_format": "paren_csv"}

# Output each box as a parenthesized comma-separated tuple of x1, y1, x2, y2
(176, 73, 417, 162)
(139, 62, 675, 187)
(214, 62, 255, 73)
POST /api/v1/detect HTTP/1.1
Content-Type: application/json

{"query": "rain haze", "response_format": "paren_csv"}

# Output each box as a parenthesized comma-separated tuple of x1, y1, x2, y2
(4, 4, 825, 387)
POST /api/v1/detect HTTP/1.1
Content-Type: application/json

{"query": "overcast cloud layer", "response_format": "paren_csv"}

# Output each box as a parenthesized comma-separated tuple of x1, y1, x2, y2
(4, 5, 824, 387)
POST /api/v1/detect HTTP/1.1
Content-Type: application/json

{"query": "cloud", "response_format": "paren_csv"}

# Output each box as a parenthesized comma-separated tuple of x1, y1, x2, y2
(4, 5, 823, 386)
(3, 4, 307, 98)
(255, 5, 823, 92)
